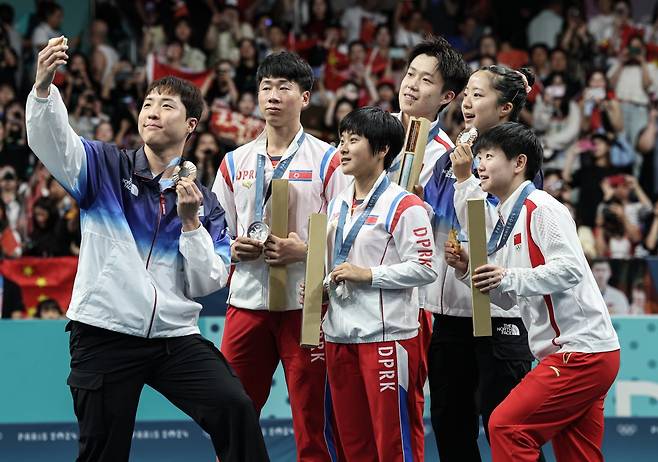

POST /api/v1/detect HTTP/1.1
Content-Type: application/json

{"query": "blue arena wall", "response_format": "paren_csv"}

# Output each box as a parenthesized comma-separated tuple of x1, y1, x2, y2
(1, 317, 657, 461)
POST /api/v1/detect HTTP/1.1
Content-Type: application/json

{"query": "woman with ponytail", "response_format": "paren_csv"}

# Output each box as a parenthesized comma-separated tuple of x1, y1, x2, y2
(425, 64, 545, 462)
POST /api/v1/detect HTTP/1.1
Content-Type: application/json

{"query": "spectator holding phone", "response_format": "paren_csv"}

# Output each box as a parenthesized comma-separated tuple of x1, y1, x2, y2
(608, 35, 657, 148)
(637, 105, 658, 197)
(63, 52, 95, 108)
(580, 69, 623, 134)
(68, 89, 109, 139)
(594, 173, 652, 258)
(562, 133, 624, 229)
(543, 168, 571, 203)
(3, 100, 26, 147)
(204, 3, 254, 66)
(557, 6, 594, 84)
(533, 71, 581, 167)
(642, 200, 658, 255)
(594, 196, 634, 259)
(190, 131, 222, 189)
(205, 59, 239, 109)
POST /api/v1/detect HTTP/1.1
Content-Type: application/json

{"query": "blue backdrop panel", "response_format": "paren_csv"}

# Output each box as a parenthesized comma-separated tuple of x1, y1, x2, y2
(1, 317, 658, 461)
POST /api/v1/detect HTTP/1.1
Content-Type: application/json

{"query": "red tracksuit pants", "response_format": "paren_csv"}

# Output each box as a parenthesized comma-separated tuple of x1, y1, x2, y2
(489, 349, 620, 462)
(221, 306, 340, 462)
(415, 309, 433, 455)
(326, 337, 424, 462)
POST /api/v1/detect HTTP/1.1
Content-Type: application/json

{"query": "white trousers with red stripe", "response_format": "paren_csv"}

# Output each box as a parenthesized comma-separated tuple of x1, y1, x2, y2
(326, 337, 424, 462)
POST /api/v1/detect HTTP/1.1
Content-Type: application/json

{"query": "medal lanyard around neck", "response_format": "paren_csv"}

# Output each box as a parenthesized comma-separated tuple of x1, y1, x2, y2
(333, 176, 390, 268)
(487, 183, 535, 256)
(387, 121, 442, 174)
(157, 156, 183, 191)
(253, 133, 306, 223)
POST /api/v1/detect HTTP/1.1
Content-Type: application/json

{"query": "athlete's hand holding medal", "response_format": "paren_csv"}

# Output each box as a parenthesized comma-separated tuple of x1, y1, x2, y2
(175, 161, 204, 232)
(232, 223, 307, 264)
(450, 126, 478, 182)
(446, 127, 478, 253)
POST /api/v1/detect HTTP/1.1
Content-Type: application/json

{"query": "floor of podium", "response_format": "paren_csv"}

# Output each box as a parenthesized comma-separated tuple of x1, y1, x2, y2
(1, 418, 657, 461)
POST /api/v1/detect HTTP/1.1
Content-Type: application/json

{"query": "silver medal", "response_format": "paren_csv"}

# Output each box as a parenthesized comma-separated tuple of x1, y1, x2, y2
(247, 221, 270, 243)
(457, 127, 478, 146)
(172, 161, 198, 184)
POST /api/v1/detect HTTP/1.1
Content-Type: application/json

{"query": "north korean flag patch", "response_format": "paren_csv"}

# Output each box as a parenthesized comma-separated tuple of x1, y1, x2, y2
(289, 170, 313, 181)
(365, 215, 378, 225)
(513, 233, 522, 248)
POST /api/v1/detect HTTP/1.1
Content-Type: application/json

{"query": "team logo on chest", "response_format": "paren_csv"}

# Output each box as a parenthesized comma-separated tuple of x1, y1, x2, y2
(365, 215, 378, 225)
(236, 169, 255, 181)
(122, 178, 138, 196)
(289, 170, 313, 182)
(514, 233, 522, 250)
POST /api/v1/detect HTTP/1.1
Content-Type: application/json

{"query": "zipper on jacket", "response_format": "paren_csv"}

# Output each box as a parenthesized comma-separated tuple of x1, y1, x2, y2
(145, 192, 165, 337)
(440, 264, 448, 315)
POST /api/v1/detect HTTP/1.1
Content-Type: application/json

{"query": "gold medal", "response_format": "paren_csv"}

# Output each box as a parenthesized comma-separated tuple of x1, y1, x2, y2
(448, 228, 461, 253)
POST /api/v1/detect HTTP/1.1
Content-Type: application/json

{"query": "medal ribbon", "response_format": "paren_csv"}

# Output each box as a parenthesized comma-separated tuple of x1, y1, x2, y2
(157, 156, 183, 191)
(253, 133, 306, 222)
(333, 176, 390, 268)
(487, 182, 535, 256)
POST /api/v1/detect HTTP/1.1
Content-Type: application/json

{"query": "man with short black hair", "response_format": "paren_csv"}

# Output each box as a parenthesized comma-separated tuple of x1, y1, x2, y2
(27, 38, 268, 462)
(213, 51, 348, 462)
(387, 35, 472, 458)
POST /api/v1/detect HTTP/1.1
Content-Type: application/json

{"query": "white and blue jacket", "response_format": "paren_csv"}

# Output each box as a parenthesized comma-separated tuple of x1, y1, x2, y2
(26, 85, 231, 338)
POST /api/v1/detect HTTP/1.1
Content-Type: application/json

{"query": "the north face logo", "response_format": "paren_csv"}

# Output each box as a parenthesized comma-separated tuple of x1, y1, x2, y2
(122, 178, 138, 196)
(496, 323, 520, 336)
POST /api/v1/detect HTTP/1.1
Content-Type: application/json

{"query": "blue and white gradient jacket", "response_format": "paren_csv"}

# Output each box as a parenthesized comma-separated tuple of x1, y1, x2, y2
(26, 85, 231, 338)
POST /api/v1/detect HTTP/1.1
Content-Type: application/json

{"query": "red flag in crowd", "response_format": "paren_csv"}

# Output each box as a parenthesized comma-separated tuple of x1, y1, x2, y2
(146, 53, 213, 88)
(1, 257, 78, 317)
(209, 107, 265, 146)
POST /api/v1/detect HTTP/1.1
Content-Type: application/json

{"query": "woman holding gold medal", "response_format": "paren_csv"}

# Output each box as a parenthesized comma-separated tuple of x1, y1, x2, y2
(425, 64, 545, 461)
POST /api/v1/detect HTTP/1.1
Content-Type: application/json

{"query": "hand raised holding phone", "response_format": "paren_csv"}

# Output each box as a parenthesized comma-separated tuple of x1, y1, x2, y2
(35, 36, 68, 98)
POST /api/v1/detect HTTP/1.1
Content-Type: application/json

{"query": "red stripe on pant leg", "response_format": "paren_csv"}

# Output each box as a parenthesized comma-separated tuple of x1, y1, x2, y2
(414, 311, 432, 460)
(278, 311, 340, 462)
(524, 199, 561, 345)
(220, 306, 279, 412)
(401, 336, 424, 462)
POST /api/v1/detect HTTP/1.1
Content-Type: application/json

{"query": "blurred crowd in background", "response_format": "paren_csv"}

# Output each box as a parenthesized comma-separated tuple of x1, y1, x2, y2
(2, 0, 658, 317)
